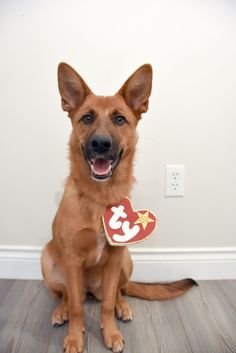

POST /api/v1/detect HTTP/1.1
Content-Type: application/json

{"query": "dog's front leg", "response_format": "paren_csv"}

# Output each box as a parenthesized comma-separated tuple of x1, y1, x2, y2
(101, 247, 125, 353)
(64, 262, 85, 353)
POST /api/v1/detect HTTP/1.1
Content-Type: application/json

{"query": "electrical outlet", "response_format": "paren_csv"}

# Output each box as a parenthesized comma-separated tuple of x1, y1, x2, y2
(165, 165, 185, 196)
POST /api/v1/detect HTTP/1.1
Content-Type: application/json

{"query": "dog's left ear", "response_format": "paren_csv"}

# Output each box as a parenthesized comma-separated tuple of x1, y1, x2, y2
(118, 64, 152, 117)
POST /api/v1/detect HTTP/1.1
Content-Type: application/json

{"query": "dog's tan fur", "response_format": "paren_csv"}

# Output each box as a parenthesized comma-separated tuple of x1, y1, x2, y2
(41, 63, 196, 353)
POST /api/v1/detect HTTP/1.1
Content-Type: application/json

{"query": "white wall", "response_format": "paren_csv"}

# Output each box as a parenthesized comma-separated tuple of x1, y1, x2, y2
(0, 0, 236, 250)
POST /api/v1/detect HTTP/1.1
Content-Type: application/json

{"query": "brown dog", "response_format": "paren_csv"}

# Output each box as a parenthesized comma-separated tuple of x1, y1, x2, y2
(41, 63, 196, 353)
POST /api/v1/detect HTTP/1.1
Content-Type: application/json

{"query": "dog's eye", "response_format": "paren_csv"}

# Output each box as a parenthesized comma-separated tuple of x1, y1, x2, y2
(113, 115, 127, 126)
(80, 113, 94, 124)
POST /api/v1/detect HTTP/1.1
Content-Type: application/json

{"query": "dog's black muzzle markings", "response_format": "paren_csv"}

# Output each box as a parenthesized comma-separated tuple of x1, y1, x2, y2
(82, 134, 123, 181)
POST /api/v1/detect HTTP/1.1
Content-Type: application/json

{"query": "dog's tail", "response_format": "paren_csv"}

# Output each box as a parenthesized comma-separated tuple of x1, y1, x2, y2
(121, 278, 198, 300)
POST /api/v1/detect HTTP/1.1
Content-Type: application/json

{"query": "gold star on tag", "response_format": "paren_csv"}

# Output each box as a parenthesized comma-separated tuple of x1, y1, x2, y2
(134, 211, 155, 230)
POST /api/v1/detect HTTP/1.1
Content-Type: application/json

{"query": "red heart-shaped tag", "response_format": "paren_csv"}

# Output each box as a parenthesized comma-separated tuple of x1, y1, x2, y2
(102, 197, 157, 246)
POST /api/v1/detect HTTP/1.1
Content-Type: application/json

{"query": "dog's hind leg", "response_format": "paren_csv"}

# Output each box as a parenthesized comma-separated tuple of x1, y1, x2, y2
(41, 243, 66, 293)
(41, 243, 69, 326)
(52, 295, 69, 326)
(115, 289, 133, 322)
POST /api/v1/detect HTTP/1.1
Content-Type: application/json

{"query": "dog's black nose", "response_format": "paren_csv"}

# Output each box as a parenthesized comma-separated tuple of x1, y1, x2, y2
(90, 135, 112, 154)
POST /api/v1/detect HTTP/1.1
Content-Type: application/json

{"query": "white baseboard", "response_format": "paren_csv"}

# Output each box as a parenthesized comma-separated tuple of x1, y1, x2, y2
(0, 246, 236, 281)
(0, 246, 42, 280)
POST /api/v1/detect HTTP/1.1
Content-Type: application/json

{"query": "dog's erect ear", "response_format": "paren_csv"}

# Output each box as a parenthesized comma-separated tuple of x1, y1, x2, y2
(118, 64, 152, 116)
(57, 63, 92, 114)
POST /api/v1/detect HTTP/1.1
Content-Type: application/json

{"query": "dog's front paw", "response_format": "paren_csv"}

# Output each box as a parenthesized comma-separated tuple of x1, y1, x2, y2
(64, 334, 84, 353)
(103, 329, 125, 353)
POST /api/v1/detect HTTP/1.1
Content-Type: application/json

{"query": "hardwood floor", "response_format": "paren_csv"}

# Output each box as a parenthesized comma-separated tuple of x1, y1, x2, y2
(0, 279, 236, 353)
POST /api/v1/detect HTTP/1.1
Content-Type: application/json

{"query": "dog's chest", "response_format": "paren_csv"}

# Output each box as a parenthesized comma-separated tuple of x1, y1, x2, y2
(95, 230, 107, 264)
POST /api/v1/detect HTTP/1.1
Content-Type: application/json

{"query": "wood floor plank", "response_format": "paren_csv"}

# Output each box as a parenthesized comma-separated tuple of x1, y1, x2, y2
(175, 282, 231, 353)
(47, 324, 67, 353)
(11, 283, 58, 353)
(198, 281, 236, 353)
(148, 298, 193, 353)
(1, 279, 236, 353)
(83, 298, 106, 353)
(0, 280, 29, 333)
(0, 280, 40, 352)
(217, 280, 236, 310)
(0, 281, 55, 353)
(0, 279, 15, 303)
(119, 296, 162, 353)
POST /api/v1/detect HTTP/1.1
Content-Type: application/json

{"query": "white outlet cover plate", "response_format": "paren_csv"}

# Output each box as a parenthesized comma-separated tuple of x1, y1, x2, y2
(165, 165, 185, 197)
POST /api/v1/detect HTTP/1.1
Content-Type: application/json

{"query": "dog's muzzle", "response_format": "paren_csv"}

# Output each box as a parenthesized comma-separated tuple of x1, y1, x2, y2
(82, 134, 123, 181)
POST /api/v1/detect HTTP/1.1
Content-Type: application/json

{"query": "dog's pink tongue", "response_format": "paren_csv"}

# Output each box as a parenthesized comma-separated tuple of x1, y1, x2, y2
(92, 158, 111, 175)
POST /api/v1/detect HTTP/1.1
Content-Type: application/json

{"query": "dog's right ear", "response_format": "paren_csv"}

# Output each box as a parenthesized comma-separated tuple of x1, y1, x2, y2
(57, 63, 91, 115)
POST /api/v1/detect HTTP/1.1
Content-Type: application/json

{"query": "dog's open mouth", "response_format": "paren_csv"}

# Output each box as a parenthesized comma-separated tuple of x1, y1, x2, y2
(90, 158, 113, 179)
(82, 147, 123, 181)
(90, 150, 123, 180)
